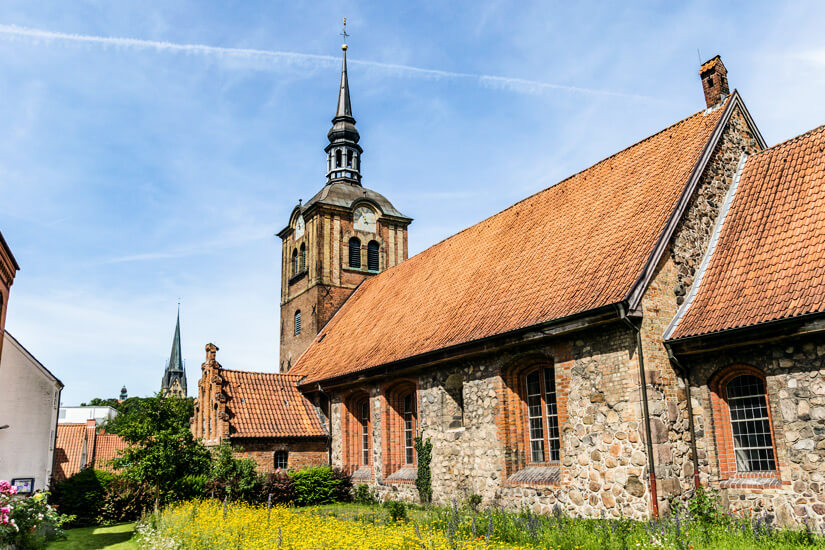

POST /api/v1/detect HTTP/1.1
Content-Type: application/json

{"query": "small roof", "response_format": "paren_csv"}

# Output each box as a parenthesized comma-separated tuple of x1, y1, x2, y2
(53, 423, 90, 481)
(667, 124, 825, 340)
(292, 99, 731, 385)
(93, 433, 128, 472)
(221, 369, 327, 438)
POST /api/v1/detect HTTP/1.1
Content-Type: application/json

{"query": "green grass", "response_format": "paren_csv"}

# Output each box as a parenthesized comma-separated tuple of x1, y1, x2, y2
(46, 523, 138, 550)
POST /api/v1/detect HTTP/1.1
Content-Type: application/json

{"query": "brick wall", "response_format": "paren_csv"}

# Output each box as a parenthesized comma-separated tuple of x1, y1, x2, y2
(231, 438, 327, 474)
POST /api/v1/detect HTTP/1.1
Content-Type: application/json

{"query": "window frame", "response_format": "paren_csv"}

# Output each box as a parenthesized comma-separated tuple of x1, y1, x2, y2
(521, 366, 560, 465)
(360, 400, 371, 467)
(367, 240, 380, 271)
(709, 365, 780, 482)
(381, 381, 418, 478)
(294, 310, 301, 336)
(274, 450, 288, 470)
(348, 237, 362, 268)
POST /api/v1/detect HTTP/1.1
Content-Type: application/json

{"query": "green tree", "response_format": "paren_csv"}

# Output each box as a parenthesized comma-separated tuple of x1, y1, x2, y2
(111, 395, 209, 506)
(103, 396, 193, 436)
(207, 442, 259, 501)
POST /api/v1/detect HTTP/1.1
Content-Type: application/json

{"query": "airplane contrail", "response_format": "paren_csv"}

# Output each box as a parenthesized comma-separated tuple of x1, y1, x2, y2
(0, 24, 648, 100)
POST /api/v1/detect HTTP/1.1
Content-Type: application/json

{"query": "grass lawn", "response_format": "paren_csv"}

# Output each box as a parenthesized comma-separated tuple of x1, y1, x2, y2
(46, 523, 138, 550)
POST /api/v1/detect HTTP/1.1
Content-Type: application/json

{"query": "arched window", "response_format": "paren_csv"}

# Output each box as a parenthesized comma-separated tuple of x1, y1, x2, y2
(299, 243, 306, 272)
(291, 248, 298, 276)
(294, 310, 302, 335)
(524, 367, 560, 463)
(402, 392, 416, 465)
(336, 149, 342, 168)
(360, 400, 370, 466)
(349, 237, 361, 268)
(726, 374, 776, 472)
(367, 240, 380, 271)
(346, 149, 353, 168)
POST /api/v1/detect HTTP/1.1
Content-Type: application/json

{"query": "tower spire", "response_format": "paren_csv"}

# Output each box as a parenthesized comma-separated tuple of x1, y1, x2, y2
(325, 17, 362, 185)
(161, 305, 187, 397)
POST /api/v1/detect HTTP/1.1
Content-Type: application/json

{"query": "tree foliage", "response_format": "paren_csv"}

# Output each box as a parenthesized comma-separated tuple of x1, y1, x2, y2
(110, 395, 209, 505)
(207, 442, 260, 501)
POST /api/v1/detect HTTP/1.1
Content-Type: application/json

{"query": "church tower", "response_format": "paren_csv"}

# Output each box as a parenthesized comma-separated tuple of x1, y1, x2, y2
(277, 38, 412, 372)
(161, 308, 187, 397)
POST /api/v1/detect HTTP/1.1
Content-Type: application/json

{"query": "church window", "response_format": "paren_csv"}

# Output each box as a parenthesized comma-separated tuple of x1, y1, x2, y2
(274, 451, 288, 470)
(726, 374, 775, 472)
(300, 243, 306, 272)
(521, 366, 560, 464)
(367, 240, 379, 271)
(349, 237, 361, 268)
(403, 393, 416, 465)
(360, 400, 370, 466)
(291, 248, 299, 276)
(336, 149, 342, 168)
(346, 149, 353, 168)
(294, 310, 302, 335)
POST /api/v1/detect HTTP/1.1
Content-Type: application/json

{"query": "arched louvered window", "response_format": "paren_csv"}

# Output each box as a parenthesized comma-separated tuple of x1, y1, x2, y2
(299, 243, 306, 272)
(367, 240, 379, 271)
(294, 310, 302, 335)
(346, 149, 353, 168)
(349, 237, 361, 268)
(291, 248, 298, 276)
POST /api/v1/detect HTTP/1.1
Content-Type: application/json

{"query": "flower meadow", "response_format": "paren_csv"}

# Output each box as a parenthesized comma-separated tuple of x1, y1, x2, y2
(136, 497, 825, 550)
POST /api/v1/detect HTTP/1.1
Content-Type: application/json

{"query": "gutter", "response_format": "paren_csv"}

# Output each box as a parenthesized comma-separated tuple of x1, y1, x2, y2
(664, 344, 701, 490)
(617, 303, 659, 520)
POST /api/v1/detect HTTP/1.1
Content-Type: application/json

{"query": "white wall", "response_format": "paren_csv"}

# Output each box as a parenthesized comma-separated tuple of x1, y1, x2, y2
(0, 332, 61, 492)
(58, 406, 117, 425)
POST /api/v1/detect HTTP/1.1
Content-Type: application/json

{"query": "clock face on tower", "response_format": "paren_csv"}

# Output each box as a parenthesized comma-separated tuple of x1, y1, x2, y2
(294, 215, 305, 239)
(353, 206, 377, 233)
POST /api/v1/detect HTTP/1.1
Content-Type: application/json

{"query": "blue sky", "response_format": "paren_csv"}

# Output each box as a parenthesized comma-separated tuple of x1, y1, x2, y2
(1, 1, 824, 405)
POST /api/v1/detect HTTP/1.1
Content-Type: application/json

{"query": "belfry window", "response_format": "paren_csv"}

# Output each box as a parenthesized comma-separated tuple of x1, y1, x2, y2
(346, 149, 353, 168)
(726, 374, 776, 472)
(300, 243, 306, 272)
(336, 149, 342, 168)
(294, 310, 301, 336)
(291, 248, 299, 276)
(367, 240, 379, 271)
(349, 237, 361, 268)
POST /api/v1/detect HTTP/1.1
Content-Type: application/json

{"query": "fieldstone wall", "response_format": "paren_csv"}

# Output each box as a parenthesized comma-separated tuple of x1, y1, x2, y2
(330, 324, 660, 519)
(684, 334, 825, 527)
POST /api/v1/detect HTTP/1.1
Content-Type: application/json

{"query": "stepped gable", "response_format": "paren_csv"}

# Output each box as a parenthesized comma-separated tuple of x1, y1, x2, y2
(221, 370, 326, 438)
(668, 124, 825, 339)
(291, 99, 731, 385)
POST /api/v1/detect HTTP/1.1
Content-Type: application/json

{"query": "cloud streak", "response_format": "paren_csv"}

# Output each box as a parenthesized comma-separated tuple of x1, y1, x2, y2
(0, 24, 648, 100)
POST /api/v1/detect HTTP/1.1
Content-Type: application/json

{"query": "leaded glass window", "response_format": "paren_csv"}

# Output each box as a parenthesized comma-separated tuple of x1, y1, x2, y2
(726, 375, 775, 472)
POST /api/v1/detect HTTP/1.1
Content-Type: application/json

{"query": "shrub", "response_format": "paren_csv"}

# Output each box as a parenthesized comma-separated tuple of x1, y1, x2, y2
(383, 499, 407, 522)
(414, 437, 433, 504)
(259, 472, 295, 505)
(207, 443, 260, 502)
(467, 493, 482, 512)
(353, 483, 377, 505)
(97, 476, 153, 526)
(50, 469, 114, 526)
(330, 468, 353, 503)
(290, 466, 341, 506)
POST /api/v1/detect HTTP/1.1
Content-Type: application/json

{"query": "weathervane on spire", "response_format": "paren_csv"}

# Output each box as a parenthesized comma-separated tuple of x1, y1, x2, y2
(340, 17, 349, 49)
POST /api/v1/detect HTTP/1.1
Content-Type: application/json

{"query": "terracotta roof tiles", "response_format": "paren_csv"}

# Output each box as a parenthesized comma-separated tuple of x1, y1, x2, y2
(668, 124, 825, 339)
(222, 370, 326, 438)
(53, 423, 87, 481)
(93, 433, 128, 472)
(292, 100, 730, 384)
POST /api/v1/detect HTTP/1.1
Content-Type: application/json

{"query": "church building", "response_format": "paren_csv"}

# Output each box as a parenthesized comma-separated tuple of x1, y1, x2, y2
(161, 309, 187, 397)
(194, 49, 825, 527)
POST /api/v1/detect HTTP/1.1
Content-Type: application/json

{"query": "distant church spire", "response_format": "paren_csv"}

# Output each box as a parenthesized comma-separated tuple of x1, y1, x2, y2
(161, 306, 187, 397)
(325, 18, 362, 185)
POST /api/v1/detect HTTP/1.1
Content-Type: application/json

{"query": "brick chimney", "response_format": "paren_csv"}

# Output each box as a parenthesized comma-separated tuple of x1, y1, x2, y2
(699, 55, 729, 108)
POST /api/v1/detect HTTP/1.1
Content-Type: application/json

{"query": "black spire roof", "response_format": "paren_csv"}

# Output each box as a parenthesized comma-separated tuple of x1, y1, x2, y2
(161, 308, 187, 397)
(326, 45, 361, 149)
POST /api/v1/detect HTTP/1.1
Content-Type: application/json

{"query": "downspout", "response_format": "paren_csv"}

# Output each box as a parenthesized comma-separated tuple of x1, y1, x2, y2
(618, 303, 659, 520)
(317, 383, 333, 466)
(666, 345, 701, 490)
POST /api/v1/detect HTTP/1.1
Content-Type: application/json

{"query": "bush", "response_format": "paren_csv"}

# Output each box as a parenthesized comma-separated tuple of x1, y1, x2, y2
(330, 468, 353, 503)
(467, 493, 482, 512)
(353, 483, 377, 505)
(259, 472, 295, 505)
(383, 499, 407, 522)
(50, 469, 114, 526)
(207, 443, 260, 502)
(97, 476, 153, 526)
(290, 466, 342, 506)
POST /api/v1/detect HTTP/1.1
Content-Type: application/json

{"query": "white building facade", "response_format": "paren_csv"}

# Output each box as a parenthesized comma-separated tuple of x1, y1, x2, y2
(0, 331, 62, 492)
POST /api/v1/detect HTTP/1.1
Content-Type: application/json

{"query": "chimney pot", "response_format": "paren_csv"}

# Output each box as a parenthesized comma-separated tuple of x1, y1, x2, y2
(699, 55, 729, 108)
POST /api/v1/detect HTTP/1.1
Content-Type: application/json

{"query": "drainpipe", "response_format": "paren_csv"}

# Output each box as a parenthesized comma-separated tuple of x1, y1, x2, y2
(317, 384, 333, 466)
(666, 345, 701, 490)
(618, 304, 659, 520)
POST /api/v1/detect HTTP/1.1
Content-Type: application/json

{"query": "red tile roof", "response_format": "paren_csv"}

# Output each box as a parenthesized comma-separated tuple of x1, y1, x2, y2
(292, 100, 730, 385)
(222, 370, 326, 438)
(93, 433, 128, 472)
(667, 124, 825, 339)
(53, 423, 87, 481)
